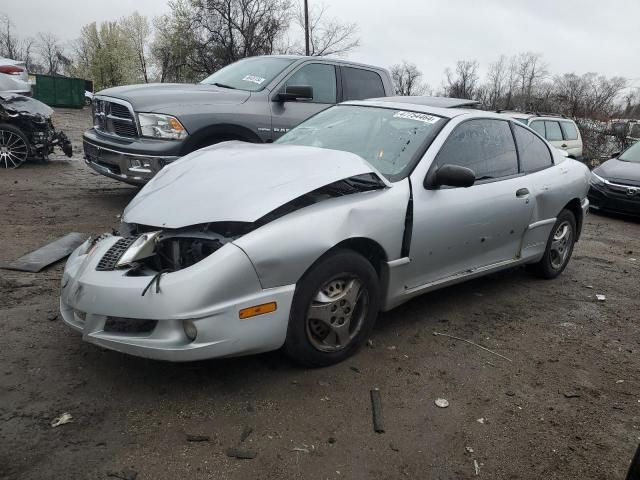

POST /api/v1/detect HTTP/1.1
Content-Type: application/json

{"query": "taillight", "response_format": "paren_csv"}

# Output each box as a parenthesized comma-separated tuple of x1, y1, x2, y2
(0, 65, 24, 75)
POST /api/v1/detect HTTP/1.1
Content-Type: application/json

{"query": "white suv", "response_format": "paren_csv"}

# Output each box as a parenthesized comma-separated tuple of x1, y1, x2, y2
(500, 112, 583, 160)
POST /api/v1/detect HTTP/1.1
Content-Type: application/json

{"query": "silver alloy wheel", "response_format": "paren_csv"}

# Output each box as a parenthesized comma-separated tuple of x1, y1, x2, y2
(305, 276, 368, 352)
(0, 129, 28, 169)
(549, 220, 573, 270)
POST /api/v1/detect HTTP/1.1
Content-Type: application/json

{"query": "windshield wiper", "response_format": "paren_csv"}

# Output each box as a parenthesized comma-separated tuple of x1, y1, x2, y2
(475, 175, 494, 181)
(212, 82, 236, 90)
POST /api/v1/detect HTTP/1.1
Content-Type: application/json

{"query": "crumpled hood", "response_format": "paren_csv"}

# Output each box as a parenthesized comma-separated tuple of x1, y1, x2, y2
(595, 158, 640, 186)
(123, 142, 384, 228)
(97, 83, 250, 112)
(0, 93, 53, 118)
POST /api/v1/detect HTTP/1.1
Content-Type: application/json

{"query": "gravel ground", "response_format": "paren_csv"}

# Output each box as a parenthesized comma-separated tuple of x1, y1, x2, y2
(1, 108, 639, 480)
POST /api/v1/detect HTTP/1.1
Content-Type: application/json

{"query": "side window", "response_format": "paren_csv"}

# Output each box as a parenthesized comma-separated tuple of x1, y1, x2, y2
(544, 121, 563, 141)
(529, 121, 545, 136)
(436, 119, 518, 180)
(514, 124, 553, 172)
(284, 63, 336, 104)
(341, 67, 385, 101)
(560, 121, 579, 140)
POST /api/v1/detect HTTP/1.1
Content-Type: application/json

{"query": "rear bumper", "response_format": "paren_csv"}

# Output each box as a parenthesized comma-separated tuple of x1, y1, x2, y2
(83, 129, 182, 185)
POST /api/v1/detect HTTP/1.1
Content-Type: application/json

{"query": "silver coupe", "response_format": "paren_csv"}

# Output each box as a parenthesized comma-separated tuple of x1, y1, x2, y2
(60, 98, 590, 366)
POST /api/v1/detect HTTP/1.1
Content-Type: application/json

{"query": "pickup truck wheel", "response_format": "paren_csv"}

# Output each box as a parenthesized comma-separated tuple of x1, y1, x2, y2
(284, 249, 380, 368)
(0, 123, 29, 169)
(527, 209, 576, 279)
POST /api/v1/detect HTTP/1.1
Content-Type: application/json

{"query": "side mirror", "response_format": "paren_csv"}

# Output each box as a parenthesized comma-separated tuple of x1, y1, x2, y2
(425, 164, 476, 189)
(274, 85, 313, 102)
(611, 151, 621, 158)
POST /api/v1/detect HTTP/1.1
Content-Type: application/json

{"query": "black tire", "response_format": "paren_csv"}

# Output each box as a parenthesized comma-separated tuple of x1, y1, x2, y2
(0, 123, 30, 169)
(284, 249, 380, 368)
(527, 209, 577, 279)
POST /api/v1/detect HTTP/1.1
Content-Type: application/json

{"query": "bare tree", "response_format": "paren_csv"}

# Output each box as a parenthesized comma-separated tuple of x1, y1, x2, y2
(390, 60, 429, 96)
(0, 14, 37, 71)
(516, 52, 548, 108)
(290, 1, 359, 56)
(186, 0, 293, 74)
(36, 32, 64, 75)
(444, 60, 479, 99)
(121, 12, 151, 83)
(485, 55, 507, 109)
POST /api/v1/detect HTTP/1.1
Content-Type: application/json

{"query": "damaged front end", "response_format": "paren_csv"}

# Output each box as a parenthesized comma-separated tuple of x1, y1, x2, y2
(0, 93, 72, 169)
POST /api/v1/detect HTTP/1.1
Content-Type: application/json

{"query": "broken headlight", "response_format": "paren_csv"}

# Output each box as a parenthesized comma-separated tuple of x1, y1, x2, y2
(138, 113, 188, 140)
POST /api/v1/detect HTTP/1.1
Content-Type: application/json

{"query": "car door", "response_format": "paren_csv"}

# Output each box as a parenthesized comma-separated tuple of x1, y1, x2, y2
(269, 62, 338, 140)
(560, 120, 582, 158)
(405, 118, 535, 288)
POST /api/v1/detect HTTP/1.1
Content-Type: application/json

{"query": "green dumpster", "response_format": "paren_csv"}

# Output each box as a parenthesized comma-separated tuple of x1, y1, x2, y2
(31, 74, 85, 108)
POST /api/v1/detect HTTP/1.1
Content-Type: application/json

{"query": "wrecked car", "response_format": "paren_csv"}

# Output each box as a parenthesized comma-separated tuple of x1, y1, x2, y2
(60, 98, 590, 367)
(0, 93, 72, 168)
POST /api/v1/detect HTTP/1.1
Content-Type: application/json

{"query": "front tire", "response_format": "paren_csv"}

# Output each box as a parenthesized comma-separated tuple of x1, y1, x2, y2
(284, 249, 380, 367)
(0, 123, 29, 169)
(528, 209, 576, 279)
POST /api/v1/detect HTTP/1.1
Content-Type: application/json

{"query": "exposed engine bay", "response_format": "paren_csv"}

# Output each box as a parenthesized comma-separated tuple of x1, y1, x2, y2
(0, 93, 72, 168)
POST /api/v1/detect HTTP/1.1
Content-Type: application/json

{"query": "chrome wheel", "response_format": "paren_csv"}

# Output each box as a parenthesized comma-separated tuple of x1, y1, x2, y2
(549, 220, 573, 270)
(0, 129, 28, 169)
(305, 276, 368, 352)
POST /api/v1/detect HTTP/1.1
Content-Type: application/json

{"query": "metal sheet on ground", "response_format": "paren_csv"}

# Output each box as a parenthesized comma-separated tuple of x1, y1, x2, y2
(0, 232, 88, 272)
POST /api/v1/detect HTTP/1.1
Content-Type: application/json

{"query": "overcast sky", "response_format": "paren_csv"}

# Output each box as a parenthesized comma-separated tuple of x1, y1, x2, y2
(3, 0, 639, 89)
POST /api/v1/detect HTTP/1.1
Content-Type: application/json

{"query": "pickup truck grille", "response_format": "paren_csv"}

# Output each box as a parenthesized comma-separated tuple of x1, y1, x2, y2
(94, 98, 138, 139)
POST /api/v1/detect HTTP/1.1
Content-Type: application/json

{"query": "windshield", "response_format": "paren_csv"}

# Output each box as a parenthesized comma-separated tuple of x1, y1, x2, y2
(200, 57, 294, 91)
(619, 140, 640, 163)
(275, 105, 446, 181)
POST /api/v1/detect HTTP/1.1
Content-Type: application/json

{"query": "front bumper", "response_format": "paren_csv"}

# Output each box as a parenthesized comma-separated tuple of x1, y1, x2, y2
(60, 236, 295, 361)
(588, 183, 640, 216)
(83, 129, 182, 185)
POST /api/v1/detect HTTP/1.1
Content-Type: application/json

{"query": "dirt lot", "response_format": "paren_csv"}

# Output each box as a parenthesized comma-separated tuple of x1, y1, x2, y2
(1, 108, 639, 480)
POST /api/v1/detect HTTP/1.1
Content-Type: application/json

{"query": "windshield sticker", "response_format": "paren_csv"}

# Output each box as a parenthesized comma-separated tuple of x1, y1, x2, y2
(393, 111, 439, 124)
(242, 75, 266, 85)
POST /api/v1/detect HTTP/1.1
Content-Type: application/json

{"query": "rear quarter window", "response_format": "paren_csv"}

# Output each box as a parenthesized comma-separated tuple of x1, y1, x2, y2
(544, 121, 563, 141)
(514, 124, 553, 173)
(560, 121, 579, 140)
(341, 67, 385, 101)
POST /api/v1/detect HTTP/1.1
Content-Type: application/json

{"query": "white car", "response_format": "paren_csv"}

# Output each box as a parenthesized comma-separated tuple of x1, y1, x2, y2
(500, 112, 583, 160)
(0, 57, 31, 96)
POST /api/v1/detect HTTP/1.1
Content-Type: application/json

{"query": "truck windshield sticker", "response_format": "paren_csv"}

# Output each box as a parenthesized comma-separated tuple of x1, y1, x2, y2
(393, 111, 439, 124)
(242, 75, 266, 85)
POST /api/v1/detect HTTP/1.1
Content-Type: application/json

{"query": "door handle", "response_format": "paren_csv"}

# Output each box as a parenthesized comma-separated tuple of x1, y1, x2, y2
(516, 188, 530, 198)
(561, 144, 568, 148)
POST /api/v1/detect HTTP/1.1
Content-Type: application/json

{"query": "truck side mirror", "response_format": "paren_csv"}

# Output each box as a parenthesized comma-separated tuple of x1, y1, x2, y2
(274, 85, 313, 102)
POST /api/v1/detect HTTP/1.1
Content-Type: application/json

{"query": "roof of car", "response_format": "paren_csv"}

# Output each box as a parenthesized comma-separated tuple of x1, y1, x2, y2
(370, 96, 481, 109)
(259, 54, 389, 71)
(343, 98, 504, 120)
(496, 110, 573, 122)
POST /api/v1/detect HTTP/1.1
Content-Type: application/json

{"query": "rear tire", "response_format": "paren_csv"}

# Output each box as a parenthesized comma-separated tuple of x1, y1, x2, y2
(0, 123, 29, 169)
(284, 249, 380, 368)
(527, 209, 576, 279)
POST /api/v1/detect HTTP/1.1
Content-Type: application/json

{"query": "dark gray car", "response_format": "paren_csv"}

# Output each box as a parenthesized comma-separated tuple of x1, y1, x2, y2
(83, 55, 393, 185)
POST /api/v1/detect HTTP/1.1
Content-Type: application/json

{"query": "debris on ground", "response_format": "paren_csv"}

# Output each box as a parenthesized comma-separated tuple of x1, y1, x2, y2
(433, 331, 513, 362)
(370, 388, 385, 433)
(226, 447, 257, 459)
(616, 380, 624, 384)
(596, 294, 606, 301)
(476, 418, 485, 424)
(106, 470, 138, 480)
(47, 312, 58, 321)
(328, 436, 336, 444)
(318, 380, 330, 387)
(465, 446, 474, 454)
(292, 446, 310, 453)
(474, 459, 480, 476)
(239, 426, 253, 443)
(389, 442, 400, 452)
(563, 391, 581, 398)
(349, 366, 361, 373)
(0, 232, 88, 272)
(434, 398, 449, 408)
(186, 434, 210, 442)
(50, 412, 73, 427)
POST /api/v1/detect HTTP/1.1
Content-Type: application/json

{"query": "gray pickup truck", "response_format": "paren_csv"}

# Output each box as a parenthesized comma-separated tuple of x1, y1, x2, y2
(83, 55, 393, 185)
